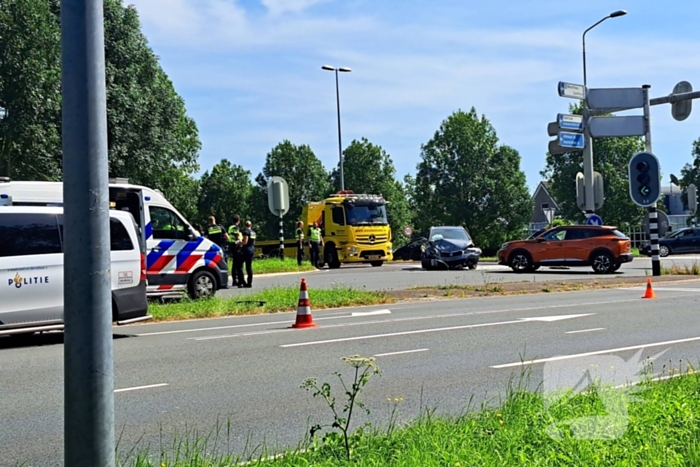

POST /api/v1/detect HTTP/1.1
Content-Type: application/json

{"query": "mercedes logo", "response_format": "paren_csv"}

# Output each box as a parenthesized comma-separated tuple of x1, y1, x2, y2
(369, 235, 375, 244)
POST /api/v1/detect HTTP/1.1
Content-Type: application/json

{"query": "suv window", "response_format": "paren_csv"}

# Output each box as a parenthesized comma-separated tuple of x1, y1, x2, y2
(110, 218, 134, 251)
(541, 229, 566, 241)
(149, 206, 187, 240)
(0, 213, 62, 257)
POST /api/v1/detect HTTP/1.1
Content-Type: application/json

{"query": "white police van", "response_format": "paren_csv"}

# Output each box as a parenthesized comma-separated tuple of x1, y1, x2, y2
(0, 178, 229, 299)
(0, 205, 151, 337)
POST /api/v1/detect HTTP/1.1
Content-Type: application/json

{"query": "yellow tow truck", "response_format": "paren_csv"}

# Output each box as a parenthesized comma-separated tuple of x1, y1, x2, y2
(255, 190, 393, 268)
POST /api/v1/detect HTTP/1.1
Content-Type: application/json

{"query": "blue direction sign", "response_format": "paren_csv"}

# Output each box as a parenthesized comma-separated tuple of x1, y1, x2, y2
(558, 82, 585, 100)
(558, 131, 585, 149)
(586, 214, 603, 226)
(557, 113, 584, 131)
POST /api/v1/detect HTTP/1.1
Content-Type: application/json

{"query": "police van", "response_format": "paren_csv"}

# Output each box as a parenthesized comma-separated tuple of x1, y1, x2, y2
(0, 205, 151, 337)
(0, 178, 229, 299)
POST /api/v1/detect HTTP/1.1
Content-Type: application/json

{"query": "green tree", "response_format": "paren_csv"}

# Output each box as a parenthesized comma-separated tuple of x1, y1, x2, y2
(254, 140, 332, 239)
(678, 139, 700, 225)
(330, 138, 412, 247)
(0, 0, 62, 180)
(541, 103, 646, 230)
(413, 108, 532, 251)
(198, 159, 253, 227)
(0, 0, 201, 219)
(102, 0, 201, 196)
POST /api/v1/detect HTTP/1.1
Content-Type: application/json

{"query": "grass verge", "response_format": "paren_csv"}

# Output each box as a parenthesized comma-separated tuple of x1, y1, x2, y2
(395, 274, 700, 300)
(662, 261, 700, 276)
(228, 257, 317, 275)
(122, 360, 700, 467)
(149, 286, 395, 321)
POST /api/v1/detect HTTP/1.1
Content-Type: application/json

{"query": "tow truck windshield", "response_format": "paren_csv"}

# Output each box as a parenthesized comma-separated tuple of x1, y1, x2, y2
(345, 202, 388, 226)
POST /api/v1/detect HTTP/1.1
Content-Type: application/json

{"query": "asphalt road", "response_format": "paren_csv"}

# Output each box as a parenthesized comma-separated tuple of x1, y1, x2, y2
(221, 254, 700, 296)
(4, 281, 700, 466)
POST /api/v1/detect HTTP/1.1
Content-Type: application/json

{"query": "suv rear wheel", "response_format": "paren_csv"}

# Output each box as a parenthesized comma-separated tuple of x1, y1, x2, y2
(591, 251, 615, 274)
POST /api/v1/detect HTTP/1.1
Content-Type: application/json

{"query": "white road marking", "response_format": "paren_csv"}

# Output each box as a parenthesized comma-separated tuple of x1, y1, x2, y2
(374, 348, 429, 357)
(279, 313, 594, 348)
(114, 383, 168, 393)
(620, 287, 700, 293)
(519, 314, 594, 322)
(351, 309, 392, 317)
(566, 327, 605, 334)
(491, 335, 700, 369)
(136, 310, 390, 336)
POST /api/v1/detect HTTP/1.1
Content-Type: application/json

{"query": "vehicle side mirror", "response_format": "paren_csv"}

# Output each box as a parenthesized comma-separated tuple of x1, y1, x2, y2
(186, 228, 197, 241)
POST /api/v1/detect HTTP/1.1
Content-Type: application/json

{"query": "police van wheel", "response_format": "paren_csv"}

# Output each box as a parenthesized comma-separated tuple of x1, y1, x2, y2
(189, 270, 216, 299)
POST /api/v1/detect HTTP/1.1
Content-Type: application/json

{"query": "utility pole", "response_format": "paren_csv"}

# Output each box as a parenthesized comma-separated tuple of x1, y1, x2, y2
(61, 0, 115, 465)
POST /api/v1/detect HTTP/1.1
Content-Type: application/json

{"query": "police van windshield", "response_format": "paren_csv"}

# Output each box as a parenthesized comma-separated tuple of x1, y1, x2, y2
(345, 203, 388, 226)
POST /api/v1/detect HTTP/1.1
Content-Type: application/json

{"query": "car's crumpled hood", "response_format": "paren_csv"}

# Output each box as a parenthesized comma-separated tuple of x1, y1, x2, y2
(432, 239, 474, 252)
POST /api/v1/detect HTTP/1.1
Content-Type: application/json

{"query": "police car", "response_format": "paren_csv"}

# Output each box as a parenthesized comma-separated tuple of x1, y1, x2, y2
(0, 178, 229, 300)
(0, 205, 151, 337)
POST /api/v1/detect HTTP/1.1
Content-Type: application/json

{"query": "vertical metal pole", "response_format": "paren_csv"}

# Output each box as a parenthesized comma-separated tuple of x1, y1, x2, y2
(279, 214, 284, 260)
(61, 0, 115, 466)
(582, 28, 595, 216)
(335, 69, 344, 192)
(642, 84, 660, 277)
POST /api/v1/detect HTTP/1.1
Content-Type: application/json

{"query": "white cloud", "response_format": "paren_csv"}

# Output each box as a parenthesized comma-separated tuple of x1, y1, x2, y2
(261, 0, 330, 16)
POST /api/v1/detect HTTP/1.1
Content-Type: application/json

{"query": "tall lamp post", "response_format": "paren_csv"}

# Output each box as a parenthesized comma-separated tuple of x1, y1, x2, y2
(322, 65, 351, 191)
(581, 10, 627, 216)
(0, 105, 7, 177)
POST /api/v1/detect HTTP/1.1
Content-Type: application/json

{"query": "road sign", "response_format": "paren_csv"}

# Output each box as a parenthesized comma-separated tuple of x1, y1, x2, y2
(548, 139, 577, 155)
(558, 113, 584, 131)
(672, 81, 693, 121)
(558, 82, 585, 99)
(267, 176, 289, 216)
(586, 214, 603, 226)
(543, 207, 556, 224)
(403, 225, 413, 237)
(628, 152, 661, 207)
(558, 131, 584, 149)
(586, 87, 644, 111)
(587, 115, 645, 138)
(594, 171, 604, 210)
(689, 183, 697, 216)
(643, 210, 669, 238)
(576, 172, 585, 210)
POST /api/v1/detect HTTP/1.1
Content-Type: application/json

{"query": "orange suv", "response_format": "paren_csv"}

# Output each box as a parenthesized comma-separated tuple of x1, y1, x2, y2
(497, 225, 633, 274)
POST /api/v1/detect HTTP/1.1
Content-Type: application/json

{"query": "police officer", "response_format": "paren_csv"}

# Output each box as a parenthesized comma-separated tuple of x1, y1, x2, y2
(206, 216, 229, 261)
(295, 220, 305, 266)
(240, 220, 256, 288)
(228, 215, 245, 288)
(308, 221, 324, 269)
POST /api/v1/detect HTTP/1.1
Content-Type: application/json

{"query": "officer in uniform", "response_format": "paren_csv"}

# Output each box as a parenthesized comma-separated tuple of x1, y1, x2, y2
(228, 215, 245, 288)
(206, 216, 229, 262)
(308, 221, 324, 269)
(240, 220, 256, 288)
(295, 220, 305, 266)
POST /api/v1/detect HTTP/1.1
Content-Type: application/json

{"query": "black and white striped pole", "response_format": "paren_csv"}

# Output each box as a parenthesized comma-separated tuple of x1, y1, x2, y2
(642, 85, 661, 277)
(279, 214, 284, 260)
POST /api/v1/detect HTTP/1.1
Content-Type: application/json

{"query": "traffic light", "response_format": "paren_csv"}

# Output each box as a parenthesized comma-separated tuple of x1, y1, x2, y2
(628, 152, 661, 207)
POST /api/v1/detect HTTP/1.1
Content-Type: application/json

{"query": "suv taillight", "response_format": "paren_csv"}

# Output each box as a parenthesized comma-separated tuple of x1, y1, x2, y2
(140, 253, 147, 282)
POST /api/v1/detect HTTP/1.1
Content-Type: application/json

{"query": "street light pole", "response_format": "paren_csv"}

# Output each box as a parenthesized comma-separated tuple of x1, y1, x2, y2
(581, 10, 627, 216)
(322, 65, 351, 191)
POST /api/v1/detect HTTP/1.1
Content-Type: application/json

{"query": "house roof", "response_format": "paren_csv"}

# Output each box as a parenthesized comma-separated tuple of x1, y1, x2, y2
(532, 181, 560, 210)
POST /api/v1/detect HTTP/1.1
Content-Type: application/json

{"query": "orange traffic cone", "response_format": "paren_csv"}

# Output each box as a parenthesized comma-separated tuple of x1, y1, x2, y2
(290, 278, 317, 328)
(642, 278, 657, 299)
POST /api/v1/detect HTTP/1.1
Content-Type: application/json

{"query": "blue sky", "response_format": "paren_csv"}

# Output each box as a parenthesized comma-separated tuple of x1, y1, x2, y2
(128, 0, 700, 193)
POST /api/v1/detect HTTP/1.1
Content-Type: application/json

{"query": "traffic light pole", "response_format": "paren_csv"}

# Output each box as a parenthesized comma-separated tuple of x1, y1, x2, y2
(642, 84, 661, 277)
